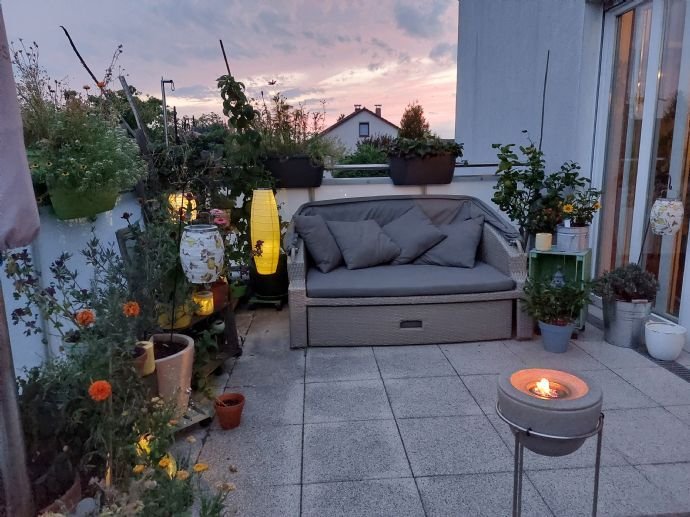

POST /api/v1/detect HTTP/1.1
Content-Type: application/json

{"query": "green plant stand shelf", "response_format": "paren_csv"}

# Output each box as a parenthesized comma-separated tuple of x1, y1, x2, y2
(528, 247, 592, 330)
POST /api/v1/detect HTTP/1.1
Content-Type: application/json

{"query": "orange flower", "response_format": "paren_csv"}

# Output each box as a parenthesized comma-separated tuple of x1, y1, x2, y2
(122, 301, 141, 317)
(88, 380, 112, 402)
(96, 81, 106, 89)
(75, 309, 95, 327)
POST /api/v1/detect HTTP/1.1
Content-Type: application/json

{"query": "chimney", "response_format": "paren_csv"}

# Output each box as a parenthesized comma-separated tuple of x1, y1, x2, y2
(375, 104, 382, 117)
(354, 104, 362, 111)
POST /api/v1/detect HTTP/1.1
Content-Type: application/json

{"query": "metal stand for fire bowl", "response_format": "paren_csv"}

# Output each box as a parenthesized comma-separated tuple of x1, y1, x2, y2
(496, 404, 604, 517)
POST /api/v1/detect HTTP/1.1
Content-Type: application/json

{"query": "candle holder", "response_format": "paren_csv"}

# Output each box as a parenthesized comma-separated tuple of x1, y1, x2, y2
(192, 290, 214, 316)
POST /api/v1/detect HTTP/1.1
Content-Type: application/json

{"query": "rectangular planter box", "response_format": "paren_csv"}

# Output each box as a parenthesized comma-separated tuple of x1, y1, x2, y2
(388, 154, 456, 185)
(265, 156, 324, 188)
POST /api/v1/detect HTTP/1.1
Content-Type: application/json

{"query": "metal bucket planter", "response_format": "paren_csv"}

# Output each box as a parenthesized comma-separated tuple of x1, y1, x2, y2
(556, 225, 589, 252)
(603, 300, 652, 348)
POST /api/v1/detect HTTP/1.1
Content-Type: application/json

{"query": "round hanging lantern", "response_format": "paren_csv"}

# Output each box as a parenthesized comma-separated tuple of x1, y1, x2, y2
(250, 189, 280, 275)
(179, 224, 224, 284)
(168, 192, 198, 221)
(650, 194, 684, 236)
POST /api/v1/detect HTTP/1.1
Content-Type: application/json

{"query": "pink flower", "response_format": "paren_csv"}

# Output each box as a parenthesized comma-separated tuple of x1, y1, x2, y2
(214, 216, 229, 227)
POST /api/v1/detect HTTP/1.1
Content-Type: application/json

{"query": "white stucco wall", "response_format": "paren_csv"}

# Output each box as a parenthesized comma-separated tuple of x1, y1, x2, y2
(456, 0, 603, 176)
(324, 111, 398, 152)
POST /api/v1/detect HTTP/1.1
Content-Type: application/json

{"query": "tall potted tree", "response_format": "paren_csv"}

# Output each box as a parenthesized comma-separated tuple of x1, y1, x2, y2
(523, 278, 590, 353)
(593, 263, 659, 348)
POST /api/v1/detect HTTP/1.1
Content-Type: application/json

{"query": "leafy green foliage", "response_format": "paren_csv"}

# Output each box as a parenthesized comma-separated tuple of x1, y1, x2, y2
(387, 136, 462, 159)
(334, 137, 392, 178)
(491, 139, 585, 247)
(593, 263, 659, 302)
(398, 101, 430, 139)
(523, 278, 590, 325)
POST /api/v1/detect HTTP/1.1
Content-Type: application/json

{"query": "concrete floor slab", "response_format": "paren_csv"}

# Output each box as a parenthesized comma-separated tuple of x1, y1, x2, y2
(575, 340, 657, 369)
(303, 420, 411, 483)
(635, 463, 690, 508)
(306, 347, 379, 383)
(665, 404, 690, 426)
(505, 339, 606, 371)
(301, 478, 424, 517)
(612, 366, 690, 406)
(384, 376, 482, 418)
(417, 472, 552, 517)
(373, 345, 456, 379)
(224, 383, 304, 426)
(440, 341, 526, 375)
(304, 379, 392, 423)
(398, 415, 512, 476)
(223, 484, 301, 517)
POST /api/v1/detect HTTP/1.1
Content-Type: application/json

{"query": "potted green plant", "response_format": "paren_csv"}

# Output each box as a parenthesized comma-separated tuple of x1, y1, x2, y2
(29, 98, 147, 219)
(256, 92, 342, 188)
(386, 136, 462, 185)
(593, 263, 659, 348)
(492, 138, 584, 250)
(556, 182, 601, 252)
(523, 278, 590, 353)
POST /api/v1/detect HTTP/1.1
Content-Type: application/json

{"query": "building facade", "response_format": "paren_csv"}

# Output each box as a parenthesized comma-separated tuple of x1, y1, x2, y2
(321, 105, 399, 152)
(457, 0, 690, 340)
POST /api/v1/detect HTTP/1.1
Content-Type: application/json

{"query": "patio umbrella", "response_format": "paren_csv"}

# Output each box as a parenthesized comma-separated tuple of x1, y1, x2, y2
(0, 2, 40, 515)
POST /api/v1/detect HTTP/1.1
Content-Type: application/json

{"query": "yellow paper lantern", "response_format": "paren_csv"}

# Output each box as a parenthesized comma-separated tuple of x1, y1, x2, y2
(192, 290, 214, 316)
(168, 192, 198, 221)
(250, 189, 280, 275)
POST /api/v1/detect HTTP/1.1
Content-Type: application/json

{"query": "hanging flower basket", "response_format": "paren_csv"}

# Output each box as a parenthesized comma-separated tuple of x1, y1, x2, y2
(48, 185, 119, 220)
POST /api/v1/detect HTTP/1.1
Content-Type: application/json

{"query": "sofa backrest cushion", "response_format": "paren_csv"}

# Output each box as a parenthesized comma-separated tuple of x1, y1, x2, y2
(415, 215, 485, 268)
(326, 219, 401, 269)
(294, 214, 343, 273)
(382, 206, 446, 265)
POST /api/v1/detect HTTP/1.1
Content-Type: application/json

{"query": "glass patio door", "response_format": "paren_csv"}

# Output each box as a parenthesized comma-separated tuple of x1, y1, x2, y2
(598, 0, 690, 320)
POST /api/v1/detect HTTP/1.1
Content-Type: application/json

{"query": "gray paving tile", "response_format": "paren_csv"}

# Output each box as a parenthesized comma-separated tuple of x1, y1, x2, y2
(238, 309, 289, 355)
(373, 345, 456, 379)
(440, 341, 525, 375)
(302, 478, 425, 517)
(635, 463, 690, 509)
(303, 420, 411, 483)
(529, 466, 687, 516)
(398, 415, 512, 476)
(486, 414, 628, 470)
(223, 484, 300, 517)
(461, 373, 499, 414)
(613, 366, 690, 406)
(417, 473, 552, 517)
(171, 426, 207, 464)
(198, 423, 302, 487)
(505, 339, 607, 371)
(306, 347, 380, 382)
(223, 383, 304, 426)
(229, 350, 305, 386)
(575, 369, 657, 410)
(575, 339, 657, 369)
(384, 376, 482, 418)
(304, 379, 392, 423)
(676, 350, 690, 368)
(665, 404, 690, 426)
(604, 407, 690, 464)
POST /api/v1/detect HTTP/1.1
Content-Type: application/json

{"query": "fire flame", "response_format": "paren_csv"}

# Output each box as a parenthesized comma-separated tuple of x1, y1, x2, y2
(534, 378, 557, 398)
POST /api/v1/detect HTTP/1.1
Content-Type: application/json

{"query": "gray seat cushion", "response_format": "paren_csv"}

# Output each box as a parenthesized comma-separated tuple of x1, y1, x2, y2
(294, 214, 342, 273)
(306, 262, 516, 298)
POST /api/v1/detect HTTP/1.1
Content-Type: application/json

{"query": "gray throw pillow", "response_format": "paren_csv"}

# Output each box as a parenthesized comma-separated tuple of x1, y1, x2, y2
(415, 216, 485, 268)
(294, 214, 342, 273)
(383, 206, 446, 264)
(326, 220, 401, 269)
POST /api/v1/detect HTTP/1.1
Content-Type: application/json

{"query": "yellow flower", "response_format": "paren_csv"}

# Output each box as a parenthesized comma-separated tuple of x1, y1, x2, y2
(158, 457, 171, 469)
(175, 469, 190, 481)
(562, 204, 574, 214)
(133, 464, 145, 475)
(593, 201, 601, 210)
(137, 434, 152, 456)
(193, 463, 209, 473)
(158, 454, 177, 479)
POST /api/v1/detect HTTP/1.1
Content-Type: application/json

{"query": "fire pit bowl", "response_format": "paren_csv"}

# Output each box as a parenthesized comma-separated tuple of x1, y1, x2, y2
(497, 368, 603, 456)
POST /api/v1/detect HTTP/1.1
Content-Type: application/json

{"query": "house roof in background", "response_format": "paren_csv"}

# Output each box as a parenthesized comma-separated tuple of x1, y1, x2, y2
(321, 106, 400, 135)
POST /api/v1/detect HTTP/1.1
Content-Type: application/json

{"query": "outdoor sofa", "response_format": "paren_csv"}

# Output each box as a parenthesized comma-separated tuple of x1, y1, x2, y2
(285, 195, 531, 348)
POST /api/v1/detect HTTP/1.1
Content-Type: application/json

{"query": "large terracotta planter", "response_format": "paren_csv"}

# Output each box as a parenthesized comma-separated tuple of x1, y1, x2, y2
(39, 473, 81, 515)
(265, 156, 324, 188)
(388, 154, 455, 185)
(152, 333, 195, 417)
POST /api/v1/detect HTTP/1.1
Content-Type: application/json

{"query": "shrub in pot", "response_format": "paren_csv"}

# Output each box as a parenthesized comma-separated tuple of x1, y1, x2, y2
(556, 183, 601, 252)
(523, 278, 590, 353)
(593, 263, 659, 348)
(386, 137, 462, 185)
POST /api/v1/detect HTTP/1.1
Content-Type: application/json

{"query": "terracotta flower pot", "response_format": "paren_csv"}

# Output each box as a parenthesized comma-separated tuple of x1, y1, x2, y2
(215, 393, 245, 429)
(39, 473, 81, 515)
(152, 333, 195, 417)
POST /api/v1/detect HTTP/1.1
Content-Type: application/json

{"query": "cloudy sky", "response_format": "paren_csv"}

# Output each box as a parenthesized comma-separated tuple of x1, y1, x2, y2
(3, 0, 459, 137)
